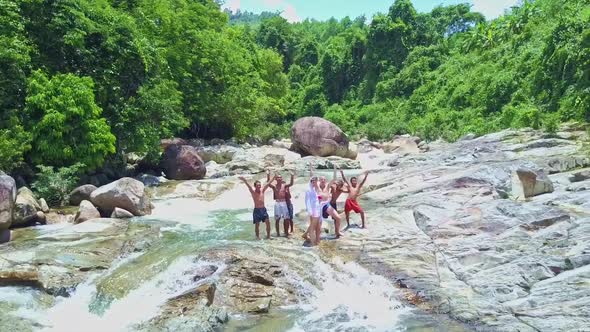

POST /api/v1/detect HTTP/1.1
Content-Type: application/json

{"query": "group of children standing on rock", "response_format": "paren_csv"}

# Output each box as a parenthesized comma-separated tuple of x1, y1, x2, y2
(239, 163, 368, 244)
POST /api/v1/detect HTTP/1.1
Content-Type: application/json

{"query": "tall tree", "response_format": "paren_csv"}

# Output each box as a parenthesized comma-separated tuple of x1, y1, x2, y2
(24, 70, 116, 169)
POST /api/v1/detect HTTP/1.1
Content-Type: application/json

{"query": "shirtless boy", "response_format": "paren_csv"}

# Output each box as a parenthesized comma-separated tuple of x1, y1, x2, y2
(341, 170, 369, 228)
(239, 175, 274, 239)
(267, 171, 294, 237)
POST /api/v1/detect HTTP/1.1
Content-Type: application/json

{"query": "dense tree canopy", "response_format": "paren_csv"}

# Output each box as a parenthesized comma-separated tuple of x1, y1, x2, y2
(0, 0, 588, 176)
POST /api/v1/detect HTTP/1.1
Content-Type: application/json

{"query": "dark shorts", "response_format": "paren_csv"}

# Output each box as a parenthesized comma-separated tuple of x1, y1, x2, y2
(287, 201, 294, 220)
(253, 207, 269, 224)
(322, 202, 337, 219)
(0, 229, 10, 244)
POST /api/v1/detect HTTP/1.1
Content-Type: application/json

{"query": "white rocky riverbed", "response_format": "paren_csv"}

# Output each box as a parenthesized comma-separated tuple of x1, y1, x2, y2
(1, 124, 589, 331)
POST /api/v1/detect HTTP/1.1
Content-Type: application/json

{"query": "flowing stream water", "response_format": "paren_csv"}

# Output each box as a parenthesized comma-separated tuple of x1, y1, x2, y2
(0, 175, 471, 332)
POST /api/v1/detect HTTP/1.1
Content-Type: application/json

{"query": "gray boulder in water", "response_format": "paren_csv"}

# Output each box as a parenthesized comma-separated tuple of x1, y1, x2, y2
(69, 184, 98, 206)
(90, 178, 152, 216)
(74, 200, 101, 224)
(291, 117, 356, 159)
(196, 145, 240, 164)
(13, 187, 42, 227)
(161, 145, 207, 180)
(0, 174, 16, 231)
(111, 207, 134, 219)
(38, 198, 50, 213)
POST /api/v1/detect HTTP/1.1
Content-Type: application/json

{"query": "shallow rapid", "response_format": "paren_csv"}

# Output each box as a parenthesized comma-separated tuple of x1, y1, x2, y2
(0, 175, 469, 332)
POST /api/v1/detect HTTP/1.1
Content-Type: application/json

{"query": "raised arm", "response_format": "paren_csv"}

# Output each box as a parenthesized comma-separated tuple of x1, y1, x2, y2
(329, 165, 337, 187)
(359, 171, 369, 188)
(340, 169, 350, 187)
(309, 162, 314, 178)
(263, 175, 276, 192)
(287, 171, 294, 188)
(266, 170, 276, 189)
(238, 176, 254, 194)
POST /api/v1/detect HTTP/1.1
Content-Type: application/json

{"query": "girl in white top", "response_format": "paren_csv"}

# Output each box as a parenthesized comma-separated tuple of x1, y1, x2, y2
(303, 163, 322, 245)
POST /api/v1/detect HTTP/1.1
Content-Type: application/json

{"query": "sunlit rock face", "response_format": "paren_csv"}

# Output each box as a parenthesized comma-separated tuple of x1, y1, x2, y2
(291, 117, 356, 159)
(0, 175, 16, 231)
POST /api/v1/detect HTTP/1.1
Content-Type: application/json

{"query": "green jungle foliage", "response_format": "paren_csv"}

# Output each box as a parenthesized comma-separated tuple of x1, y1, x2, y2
(0, 0, 588, 174)
(31, 163, 85, 206)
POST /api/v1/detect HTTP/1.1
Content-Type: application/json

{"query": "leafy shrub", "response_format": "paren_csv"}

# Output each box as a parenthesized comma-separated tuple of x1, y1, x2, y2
(324, 104, 358, 134)
(365, 112, 409, 141)
(250, 122, 291, 143)
(498, 103, 541, 129)
(0, 124, 31, 172)
(32, 163, 85, 207)
(542, 112, 560, 134)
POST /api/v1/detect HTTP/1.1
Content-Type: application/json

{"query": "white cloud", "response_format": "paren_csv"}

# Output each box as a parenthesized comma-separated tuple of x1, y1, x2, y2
(472, 0, 521, 19)
(222, 0, 241, 13)
(282, 3, 301, 22)
(259, 0, 301, 23)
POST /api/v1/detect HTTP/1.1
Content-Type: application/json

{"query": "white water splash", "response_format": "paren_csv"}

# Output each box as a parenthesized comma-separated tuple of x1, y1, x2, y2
(291, 255, 407, 332)
(0, 286, 44, 310)
(29, 255, 224, 332)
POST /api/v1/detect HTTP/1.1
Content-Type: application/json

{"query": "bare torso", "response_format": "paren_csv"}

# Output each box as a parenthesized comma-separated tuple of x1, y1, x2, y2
(347, 185, 361, 200)
(330, 187, 344, 204)
(318, 185, 331, 203)
(272, 183, 288, 202)
(250, 190, 266, 208)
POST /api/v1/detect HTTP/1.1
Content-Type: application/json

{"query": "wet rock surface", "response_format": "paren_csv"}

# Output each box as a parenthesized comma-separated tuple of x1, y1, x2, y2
(198, 248, 299, 314)
(0, 218, 154, 297)
(140, 248, 302, 331)
(141, 282, 229, 332)
(336, 126, 590, 331)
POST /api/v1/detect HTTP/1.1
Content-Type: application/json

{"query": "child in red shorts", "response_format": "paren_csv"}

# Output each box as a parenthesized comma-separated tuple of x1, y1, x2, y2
(341, 170, 369, 228)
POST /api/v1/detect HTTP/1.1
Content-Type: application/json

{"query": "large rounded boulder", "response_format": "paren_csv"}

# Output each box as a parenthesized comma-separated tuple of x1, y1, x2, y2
(69, 184, 98, 206)
(90, 178, 152, 216)
(0, 175, 16, 231)
(291, 117, 355, 159)
(13, 187, 42, 227)
(162, 145, 207, 180)
(74, 200, 101, 224)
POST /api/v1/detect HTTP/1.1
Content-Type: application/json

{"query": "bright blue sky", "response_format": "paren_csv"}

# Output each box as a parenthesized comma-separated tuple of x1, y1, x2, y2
(222, 0, 521, 22)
